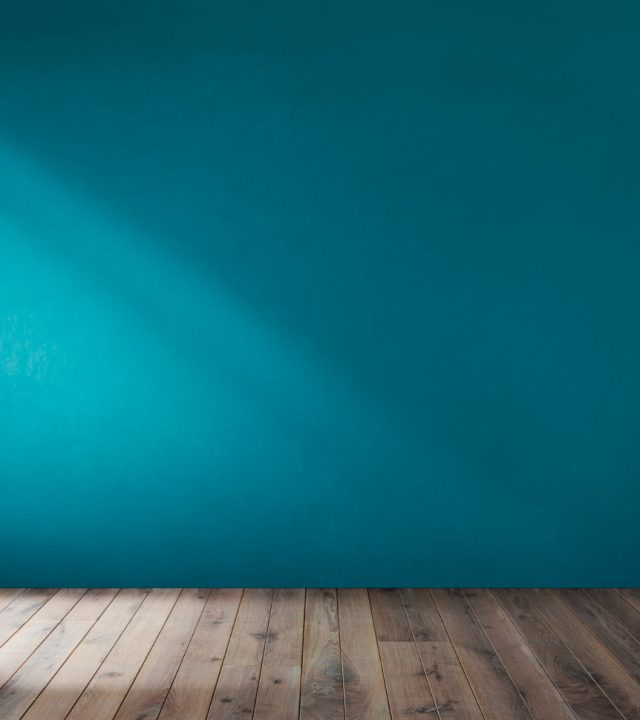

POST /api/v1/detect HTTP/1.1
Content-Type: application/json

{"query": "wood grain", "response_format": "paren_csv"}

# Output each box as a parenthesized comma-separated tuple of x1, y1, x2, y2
(0, 590, 58, 647)
(158, 588, 242, 720)
(299, 588, 344, 720)
(65, 588, 181, 720)
(339, 589, 390, 720)
(22, 589, 148, 720)
(526, 588, 640, 720)
(207, 588, 273, 720)
(557, 589, 640, 685)
(432, 588, 532, 720)
(464, 589, 576, 720)
(1, 587, 639, 720)
(496, 589, 623, 720)
(254, 588, 304, 720)
(0, 589, 116, 720)
(369, 589, 436, 718)
(113, 588, 209, 720)
(400, 588, 483, 720)
(0, 589, 86, 687)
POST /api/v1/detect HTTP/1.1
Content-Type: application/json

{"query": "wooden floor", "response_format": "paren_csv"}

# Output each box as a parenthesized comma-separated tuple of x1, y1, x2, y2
(1, 589, 640, 719)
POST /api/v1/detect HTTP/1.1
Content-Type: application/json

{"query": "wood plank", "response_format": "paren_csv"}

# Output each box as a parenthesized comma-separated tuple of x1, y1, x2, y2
(400, 588, 483, 720)
(526, 588, 640, 720)
(370, 589, 436, 718)
(369, 589, 413, 642)
(432, 588, 532, 720)
(299, 588, 344, 720)
(557, 589, 640, 685)
(254, 588, 305, 720)
(253, 666, 301, 720)
(587, 589, 640, 643)
(23, 589, 149, 720)
(464, 589, 576, 720)
(207, 588, 273, 720)
(377, 642, 436, 719)
(496, 589, 623, 720)
(338, 589, 390, 720)
(0, 589, 58, 647)
(0, 590, 24, 615)
(66, 588, 181, 720)
(618, 589, 640, 615)
(207, 666, 260, 720)
(0, 588, 86, 687)
(158, 588, 242, 720)
(113, 588, 209, 720)
(0, 588, 117, 720)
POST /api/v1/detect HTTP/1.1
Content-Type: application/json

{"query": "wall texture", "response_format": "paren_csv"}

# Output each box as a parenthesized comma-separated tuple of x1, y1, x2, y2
(1, 1, 639, 586)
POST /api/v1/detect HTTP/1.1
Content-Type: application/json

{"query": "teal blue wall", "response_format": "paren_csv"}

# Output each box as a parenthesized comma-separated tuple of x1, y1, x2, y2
(2, 1, 639, 586)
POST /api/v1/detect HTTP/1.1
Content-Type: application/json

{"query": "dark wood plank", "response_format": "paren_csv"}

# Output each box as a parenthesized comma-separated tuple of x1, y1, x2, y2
(464, 589, 576, 720)
(557, 589, 640, 686)
(432, 589, 532, 720)
(527, 588, 640, 720)
(587, 589, 640, 643)
(400, 588, 483, 720)
(0, 589, 117, 720)
(299, 588, 344, 720)
(113, 588, 209, 720)
(370, 589, 437, 718)
(158, 588, 242, 720)
(23, 589, 149, 720)
(254, 588, 305, 720)
(618, 589, 640, 615)
(369, 589, 413, 641)
(338, 589, 390, 720)
(207, 588, 273, 720)
(496, 589, 623, 720)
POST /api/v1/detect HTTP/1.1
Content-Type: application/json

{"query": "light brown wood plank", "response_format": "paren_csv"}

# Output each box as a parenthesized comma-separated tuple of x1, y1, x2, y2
(23, 589, 149, 720)
(0, 588, 117, 720)
(496, 589, 623, 720)
(299, 588, 344, 720)
(113, 588, 209, 720)
(527, 588, 640, 720)
(0, 591, 25, 615)
(618, 589, 640, 615)
(207, 666, 260, 720)
(432, 588, 532, 720)
(253, 666, 301, 720)
(0, 588, 86, 687)
(66, 588, 181, 720)
(254, 589, 304, 720)
(400, 588, 483, 720)
(370, 589, 436, 718)
(207, 588, 273, 720)
(262, 588, 304, 667)
(0, 590, 58, 647)
(464, 589, 576, 720)
(556, 589, 640, 686)
(221, 588, 273, 667)
(158, 588, 242, 720)
(338, 589, 390, 720)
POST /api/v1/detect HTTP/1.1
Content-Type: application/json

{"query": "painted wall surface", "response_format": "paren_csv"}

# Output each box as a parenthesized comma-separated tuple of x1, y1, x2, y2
(1, 1, 639, 586)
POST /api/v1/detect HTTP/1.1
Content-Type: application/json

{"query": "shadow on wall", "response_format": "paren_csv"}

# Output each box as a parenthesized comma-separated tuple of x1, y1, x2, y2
(1, 0, 640, 585)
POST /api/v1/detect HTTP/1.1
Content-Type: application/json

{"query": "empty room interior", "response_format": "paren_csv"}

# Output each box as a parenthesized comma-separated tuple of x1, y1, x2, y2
(1, 1, 639, 719)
